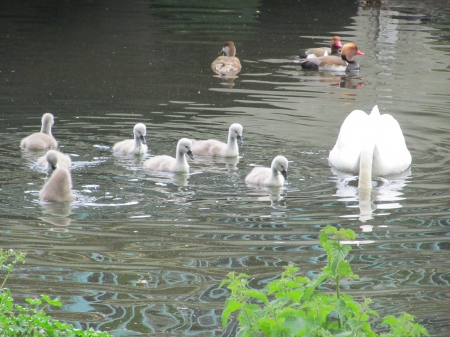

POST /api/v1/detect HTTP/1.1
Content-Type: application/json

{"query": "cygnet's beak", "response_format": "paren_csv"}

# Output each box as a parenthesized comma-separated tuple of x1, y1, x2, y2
(187, 150, 194, 160)
(237, 135, 244, 145)
(281, 170, 288, 180)
(140, 135, 147, 145)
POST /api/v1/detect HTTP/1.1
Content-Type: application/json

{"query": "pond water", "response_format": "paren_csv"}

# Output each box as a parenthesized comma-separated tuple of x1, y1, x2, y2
(1, 0, 450, 336)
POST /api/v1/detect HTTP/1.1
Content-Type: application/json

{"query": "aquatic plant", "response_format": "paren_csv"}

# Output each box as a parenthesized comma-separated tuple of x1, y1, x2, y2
(220, 226, 429, 337)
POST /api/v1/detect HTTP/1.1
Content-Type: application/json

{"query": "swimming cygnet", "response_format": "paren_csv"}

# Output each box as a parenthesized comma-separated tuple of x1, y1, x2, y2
(113, 123, 148, 155)
(143, 138, 194, 173)
(245, 155, 289, 187)
(40, 167, 76, 202)
(191, 123, 243, 157)
(37, 150, 72, 170)
(20, 113, 58, 150)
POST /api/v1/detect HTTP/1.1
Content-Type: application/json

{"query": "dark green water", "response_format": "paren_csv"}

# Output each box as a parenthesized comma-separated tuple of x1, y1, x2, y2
(1, 0, 450, 336)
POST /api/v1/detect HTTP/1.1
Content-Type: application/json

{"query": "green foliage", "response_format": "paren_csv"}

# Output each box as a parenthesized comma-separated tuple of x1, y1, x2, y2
(221, 226, 429, 337)
(0, 249, 112, 337)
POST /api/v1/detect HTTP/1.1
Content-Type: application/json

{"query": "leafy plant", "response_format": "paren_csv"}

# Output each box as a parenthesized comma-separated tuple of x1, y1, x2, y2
(220, 226, 429, 337)
(0, 249, 112, 337)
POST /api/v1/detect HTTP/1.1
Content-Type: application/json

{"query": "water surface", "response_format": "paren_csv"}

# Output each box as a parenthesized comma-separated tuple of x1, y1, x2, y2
(1, 0, 450, 336)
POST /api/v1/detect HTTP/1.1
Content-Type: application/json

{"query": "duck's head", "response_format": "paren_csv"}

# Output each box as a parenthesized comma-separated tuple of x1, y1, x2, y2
(330, 36, 343, 48)
(220, 41, 237, 57)
(341, 43, 364, 61)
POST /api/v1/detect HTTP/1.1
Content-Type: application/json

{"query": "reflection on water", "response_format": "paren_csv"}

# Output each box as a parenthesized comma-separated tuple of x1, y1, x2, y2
(40, 202, 73, 230)
(213, 72, 241, 88)
(331, 167, 410, 223)
(1, 0, 450, 336)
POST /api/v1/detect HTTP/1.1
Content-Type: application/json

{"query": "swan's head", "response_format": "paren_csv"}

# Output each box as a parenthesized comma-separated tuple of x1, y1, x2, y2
(134, 123, 147, 145)
(221, 41, 237, 57)
(45, 150, 59, 170)
(42, 113, 54, 127)
(177, 138, 194, 160)
(229, 123, 244, 144)
(272, 155, 289, 180)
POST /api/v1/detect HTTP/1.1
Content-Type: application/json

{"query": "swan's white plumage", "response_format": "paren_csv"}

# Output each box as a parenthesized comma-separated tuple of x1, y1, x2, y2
(40, 167, 76, 202)
(329, 105, 411, 189)
(143, 138, 194, 173)
(191, 123, 243, 157)
(20, 113, 58, 149)
(245, 155, 288, 187)
(37, 150, 72, 170)
(113, 123, 148, 155)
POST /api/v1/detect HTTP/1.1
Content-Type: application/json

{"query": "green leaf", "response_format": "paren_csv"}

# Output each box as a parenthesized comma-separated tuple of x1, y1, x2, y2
(284, 315, 306, 335)
(25, 298, 42, 305)
(259, 317, 278, 336)
(244, 289, 268, 303)
(222, 298, 243, 328)
(42, 294, 62, 307)
(381, 315, 398, 325)
(272, 324, 292, 337)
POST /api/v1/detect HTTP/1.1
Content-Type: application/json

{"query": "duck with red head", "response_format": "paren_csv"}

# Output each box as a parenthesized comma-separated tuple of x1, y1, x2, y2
(300, 36, 343, 59)
(211, 41, 242, 74)
(299, 43, 364, 72)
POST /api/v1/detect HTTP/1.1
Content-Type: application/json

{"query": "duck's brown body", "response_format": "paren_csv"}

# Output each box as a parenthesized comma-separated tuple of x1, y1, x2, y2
(299, 43, 364, 72)
(300, 36, 343, 58)
(211, 41, 242, 74)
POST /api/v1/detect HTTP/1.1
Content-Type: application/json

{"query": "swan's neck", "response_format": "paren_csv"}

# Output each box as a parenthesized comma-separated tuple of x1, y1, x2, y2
(227, 134, 238, 153)
(358, 108, 380, 189)
(41, 123, 52, 135)
(134, 134, 142, 149)
(358, 188, 375, 222)
(358, 135, 374, 189)
(269, 167, 282, 185)
(175, 149, 188, 168)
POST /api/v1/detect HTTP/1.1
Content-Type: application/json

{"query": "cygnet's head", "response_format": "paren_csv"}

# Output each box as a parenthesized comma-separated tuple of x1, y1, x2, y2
(272, 155, 289, 180)
(134, 123, 147, 145)
(45, 150, 59, 170)
(229, 123, 244, 144)
(41, 113, 55, 133)
(42, 113, 54, 125)
(177, 138, 194, 160)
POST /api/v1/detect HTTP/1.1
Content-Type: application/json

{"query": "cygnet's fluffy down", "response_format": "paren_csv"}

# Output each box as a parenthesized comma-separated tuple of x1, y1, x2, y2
(40, 167, 76, 202)
(143, 138, 194, 173)
(20, 113, 58, 150)
(245, 156, 289, 187)
(37, 150, 72, 170)
(191, 123, 243, 157)
(113, 123, 148, 155)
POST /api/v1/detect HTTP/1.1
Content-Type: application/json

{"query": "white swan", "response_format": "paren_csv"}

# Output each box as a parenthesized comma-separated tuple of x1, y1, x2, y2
(245, 155, 289, 187)
(37, 150, 72, 170)
(40, 167, 76, 202)
(20, 113, 58, 149)
(113, 123, 148, 155)
(143, 138, 194, 173)
(191, 123, 243, 157)
(329, 105, 411, 189)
